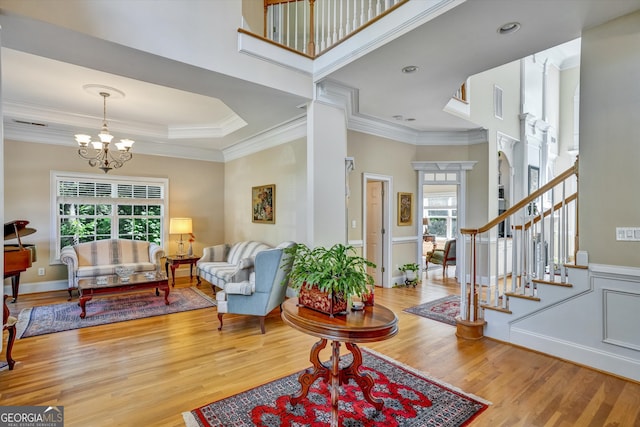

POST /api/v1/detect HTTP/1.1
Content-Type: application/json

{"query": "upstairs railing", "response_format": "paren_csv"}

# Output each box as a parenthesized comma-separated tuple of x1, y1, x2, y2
(264, 0, 408, 56)
(459, 159, 579, 323)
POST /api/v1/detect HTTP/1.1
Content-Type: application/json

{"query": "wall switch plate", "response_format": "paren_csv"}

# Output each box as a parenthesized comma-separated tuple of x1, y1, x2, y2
(38, 267, 45, 276)
(616, 227, 640, 241)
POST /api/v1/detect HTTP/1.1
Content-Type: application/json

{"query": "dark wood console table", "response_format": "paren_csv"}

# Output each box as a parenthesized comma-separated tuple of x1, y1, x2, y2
(281, 298, 398, 427)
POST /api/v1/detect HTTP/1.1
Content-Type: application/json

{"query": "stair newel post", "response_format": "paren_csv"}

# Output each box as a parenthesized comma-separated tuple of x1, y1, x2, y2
(456, 230, 486, 340)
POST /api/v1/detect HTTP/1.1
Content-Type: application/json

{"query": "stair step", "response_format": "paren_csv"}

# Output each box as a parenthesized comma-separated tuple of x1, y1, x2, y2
(504, 292, 541, 301)
(532, 278, 573, 287)
(481, 304, 512, 314)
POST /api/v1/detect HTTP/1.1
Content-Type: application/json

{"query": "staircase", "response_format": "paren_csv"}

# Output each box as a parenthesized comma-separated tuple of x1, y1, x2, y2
(458, 159, 580, 340)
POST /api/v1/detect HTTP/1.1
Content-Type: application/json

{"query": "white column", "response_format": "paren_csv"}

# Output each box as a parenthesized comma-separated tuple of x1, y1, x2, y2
(306, 100, 348, 247)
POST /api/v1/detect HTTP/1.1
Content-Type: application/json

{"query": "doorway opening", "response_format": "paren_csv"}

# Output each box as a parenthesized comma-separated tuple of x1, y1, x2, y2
(363, 174, 392, 288)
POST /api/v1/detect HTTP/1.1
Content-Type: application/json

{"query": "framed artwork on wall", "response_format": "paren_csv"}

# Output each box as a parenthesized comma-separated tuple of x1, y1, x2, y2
(528, 165, 540, 195)
(398, 192, 413, 226)
(252, 184, 276, 224)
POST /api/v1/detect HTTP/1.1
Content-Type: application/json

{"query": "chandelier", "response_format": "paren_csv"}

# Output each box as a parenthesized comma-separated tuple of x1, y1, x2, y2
(75, 90, 134, 173)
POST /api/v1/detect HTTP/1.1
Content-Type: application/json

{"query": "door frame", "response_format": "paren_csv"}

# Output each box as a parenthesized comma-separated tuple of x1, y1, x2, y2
(414, 161, 476, 282)
(362, 173, 392, 288)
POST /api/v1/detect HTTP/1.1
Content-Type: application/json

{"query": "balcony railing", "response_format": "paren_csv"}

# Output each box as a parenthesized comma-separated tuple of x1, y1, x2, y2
(264, 0, 408, 56)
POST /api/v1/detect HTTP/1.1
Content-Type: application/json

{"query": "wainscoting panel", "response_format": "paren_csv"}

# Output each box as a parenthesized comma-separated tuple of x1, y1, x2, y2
(603, 289, 640, 351)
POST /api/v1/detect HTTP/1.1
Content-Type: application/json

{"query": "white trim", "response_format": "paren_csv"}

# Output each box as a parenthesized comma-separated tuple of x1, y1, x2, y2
(414, 161, 477, 288)
(49, 170, 169, 263)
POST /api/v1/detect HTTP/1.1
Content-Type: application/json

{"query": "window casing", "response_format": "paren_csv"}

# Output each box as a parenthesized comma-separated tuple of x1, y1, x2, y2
(424, 193, 457, 240)
(51, 171, 169, 261)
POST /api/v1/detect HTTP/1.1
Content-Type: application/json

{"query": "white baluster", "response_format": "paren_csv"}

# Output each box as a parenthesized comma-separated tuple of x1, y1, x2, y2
(368, 0, 373, 20)
(360, 0, 366, 26)
(339, 0, 344, 39)
(332, 0, 338, 45)
(321, 0, 326, 51)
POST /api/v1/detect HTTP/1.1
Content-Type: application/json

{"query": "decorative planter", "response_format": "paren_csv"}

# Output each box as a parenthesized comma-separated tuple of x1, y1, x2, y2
(405, 270, 417, 282)
(298, 284, 348, 316)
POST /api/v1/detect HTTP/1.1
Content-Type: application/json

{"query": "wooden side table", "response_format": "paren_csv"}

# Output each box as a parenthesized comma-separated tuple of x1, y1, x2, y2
(281, 298, 398, 427)
(165, 254, 201, 286)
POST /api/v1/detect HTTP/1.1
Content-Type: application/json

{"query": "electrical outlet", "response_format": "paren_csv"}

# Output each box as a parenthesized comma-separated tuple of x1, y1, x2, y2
(38, 267, 45, 276)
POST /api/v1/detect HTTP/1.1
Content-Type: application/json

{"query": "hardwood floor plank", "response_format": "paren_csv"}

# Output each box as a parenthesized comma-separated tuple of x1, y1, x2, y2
(1, 275, 639, 426)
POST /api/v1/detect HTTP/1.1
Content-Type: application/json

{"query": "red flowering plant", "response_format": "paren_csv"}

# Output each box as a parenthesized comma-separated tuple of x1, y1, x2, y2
(188, 233, 196, 243)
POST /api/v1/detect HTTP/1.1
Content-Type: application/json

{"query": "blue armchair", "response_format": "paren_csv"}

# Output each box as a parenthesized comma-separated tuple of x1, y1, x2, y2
(216, 242, 295, 334)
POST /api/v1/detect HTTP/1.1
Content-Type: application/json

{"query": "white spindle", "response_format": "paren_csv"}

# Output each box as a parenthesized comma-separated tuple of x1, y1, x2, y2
(339, 0, 344, 39)
(549, 188, 555, 282)
(332, 0, 338, 45)
(376, 0, 382, 16)
(351, 0, 357, 33)
(368, 0, 373, 20)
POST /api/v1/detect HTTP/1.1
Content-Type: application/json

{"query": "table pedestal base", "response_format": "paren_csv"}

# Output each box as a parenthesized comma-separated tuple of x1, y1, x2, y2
(290, 338, 383, 427)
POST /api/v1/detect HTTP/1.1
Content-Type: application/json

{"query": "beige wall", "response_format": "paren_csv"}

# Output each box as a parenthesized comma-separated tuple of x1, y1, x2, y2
(579, 11, 640, 266)
(224, 138, 306, 246)
(4, 140, 224, 287)
(347, 131, 419, 273)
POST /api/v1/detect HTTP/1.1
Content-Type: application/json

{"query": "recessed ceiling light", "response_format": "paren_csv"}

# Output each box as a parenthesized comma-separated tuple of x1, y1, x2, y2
(401, 65, 418, 74)
(498, 22, 520, 35)
(405, 118, 416, 122)
(392, 115, 403, 120)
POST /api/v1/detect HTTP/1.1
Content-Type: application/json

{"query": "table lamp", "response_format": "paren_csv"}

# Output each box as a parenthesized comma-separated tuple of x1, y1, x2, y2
(169, 217, 192, 255)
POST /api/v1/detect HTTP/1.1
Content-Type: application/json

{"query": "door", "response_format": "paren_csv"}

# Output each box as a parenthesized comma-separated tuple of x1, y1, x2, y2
(366, 181, 383, 285)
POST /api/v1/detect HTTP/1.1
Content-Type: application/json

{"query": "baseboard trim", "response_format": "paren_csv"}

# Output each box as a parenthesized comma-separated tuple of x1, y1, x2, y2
(510, 327, 640, 383)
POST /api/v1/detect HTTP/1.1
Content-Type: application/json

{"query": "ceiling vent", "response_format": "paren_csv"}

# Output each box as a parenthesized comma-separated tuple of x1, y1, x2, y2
(13, 119, 47, 127)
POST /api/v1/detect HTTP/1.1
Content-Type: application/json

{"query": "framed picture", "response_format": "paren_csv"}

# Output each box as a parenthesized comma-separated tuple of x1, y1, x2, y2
(252, 184, 276, 224)
(528, 165, 540, 195)
(397, 192, 413, 226)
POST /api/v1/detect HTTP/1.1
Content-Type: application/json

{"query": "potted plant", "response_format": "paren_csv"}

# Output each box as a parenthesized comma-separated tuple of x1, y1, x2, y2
(399, 262, 420, 286)
(283, 243, 376, 316)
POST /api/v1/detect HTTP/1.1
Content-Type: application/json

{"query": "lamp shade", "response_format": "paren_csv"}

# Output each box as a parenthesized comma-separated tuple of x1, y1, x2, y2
(169, 218, 192, 234)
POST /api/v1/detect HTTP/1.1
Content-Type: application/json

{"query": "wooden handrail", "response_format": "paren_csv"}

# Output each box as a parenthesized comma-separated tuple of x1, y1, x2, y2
(513, 192, 578, 231)
(461, 159, 578, 235)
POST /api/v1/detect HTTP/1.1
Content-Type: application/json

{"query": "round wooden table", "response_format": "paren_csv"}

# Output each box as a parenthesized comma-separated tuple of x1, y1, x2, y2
(281, 297, 398, 427)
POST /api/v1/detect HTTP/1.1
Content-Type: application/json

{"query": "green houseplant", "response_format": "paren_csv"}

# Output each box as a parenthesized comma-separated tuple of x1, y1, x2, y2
(399, 262, 420, 286)
(283, 243, 376, 316)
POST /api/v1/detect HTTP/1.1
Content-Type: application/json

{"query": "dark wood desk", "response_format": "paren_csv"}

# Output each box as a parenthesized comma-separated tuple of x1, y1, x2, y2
(165, 254, 200, 286)
(281, 298, 398, 427)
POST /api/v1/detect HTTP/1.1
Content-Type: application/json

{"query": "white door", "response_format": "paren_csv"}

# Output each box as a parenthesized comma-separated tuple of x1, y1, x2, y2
(366, 181, 383, 285)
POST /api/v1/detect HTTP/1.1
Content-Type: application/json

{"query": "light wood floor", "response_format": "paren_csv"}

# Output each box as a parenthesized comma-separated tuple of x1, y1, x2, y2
(2, 271, 639, 427)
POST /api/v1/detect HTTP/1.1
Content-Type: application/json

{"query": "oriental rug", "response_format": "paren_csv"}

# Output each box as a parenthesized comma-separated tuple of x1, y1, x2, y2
(183, 348, 489, 427)
(404, 295, 460, 326)
(16, 287, 216, 338)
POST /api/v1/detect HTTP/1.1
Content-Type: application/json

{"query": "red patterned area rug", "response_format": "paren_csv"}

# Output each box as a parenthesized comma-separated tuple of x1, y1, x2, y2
(16, 287, 216, 338)
(183, 348, 489, 427)
(403, 295, 460, 326)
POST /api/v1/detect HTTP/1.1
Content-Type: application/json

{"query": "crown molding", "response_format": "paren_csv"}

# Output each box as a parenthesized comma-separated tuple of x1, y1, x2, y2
(223, 114, 307, 161)
(316, 79, 487, 145)
(3, 120, 226, 162)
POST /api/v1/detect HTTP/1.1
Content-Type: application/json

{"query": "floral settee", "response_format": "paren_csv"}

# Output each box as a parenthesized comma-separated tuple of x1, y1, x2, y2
(60, 239, 164, 298)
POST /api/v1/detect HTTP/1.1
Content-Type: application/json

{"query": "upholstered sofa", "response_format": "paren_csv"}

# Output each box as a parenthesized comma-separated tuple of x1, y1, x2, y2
(196, 240, 292, 291)
(60, 239, 165, 298)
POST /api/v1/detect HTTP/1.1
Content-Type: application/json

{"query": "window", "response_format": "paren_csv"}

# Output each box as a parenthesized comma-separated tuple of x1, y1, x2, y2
(51, 171, 168, 260)
(424, 193, 457, 239)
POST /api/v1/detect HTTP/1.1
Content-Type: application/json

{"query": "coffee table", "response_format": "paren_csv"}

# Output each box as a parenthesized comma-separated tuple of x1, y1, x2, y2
(281, 298, 398, 427)
(77, 272, 169, 319)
